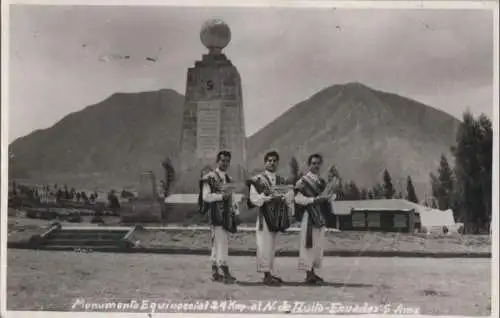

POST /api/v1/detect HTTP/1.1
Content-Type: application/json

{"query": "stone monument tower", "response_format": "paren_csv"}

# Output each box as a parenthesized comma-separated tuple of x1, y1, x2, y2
(176, 19, 247, 192)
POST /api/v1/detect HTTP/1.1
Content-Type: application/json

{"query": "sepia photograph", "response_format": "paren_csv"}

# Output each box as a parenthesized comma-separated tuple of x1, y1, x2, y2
(3, 0, 498, 316)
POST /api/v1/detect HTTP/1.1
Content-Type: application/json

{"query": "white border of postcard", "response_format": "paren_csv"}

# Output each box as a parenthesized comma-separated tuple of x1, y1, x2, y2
(1, 0, 498, 318)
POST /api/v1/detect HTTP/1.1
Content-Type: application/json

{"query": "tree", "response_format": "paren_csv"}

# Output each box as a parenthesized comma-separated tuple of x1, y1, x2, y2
(360, 188, 368, 200)
(63, 184, 70, 200)
(406, 176, 419, 203)
(81, 191, 90, 204)
(335, 178, 346, 200)
(371, 183, 384, 199)
(451, 111, 492, 233)
(367, 190, 374, 200)
(162, 157, 176, 197)
(344, 181, 361, 200)
(382, 169, 395, 199)
(430, 172, 439, 202)
(288, 157, 302, 184)
(327, 164, 340, 182)
(430, 198, 438, 209)
(478, 114, 493, 230)
(434, 155, 454, 210)
(56, 189, 64, 203)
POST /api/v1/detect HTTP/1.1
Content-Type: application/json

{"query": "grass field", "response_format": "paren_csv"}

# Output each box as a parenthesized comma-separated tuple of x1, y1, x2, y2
(7, 250, 491, 315)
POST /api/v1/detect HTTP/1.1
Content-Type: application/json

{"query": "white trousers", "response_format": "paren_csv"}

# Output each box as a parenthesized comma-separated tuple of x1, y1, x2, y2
(256, 217, 277, 273)
(210, 226, 229, 267)
(298, 212, 325, 271)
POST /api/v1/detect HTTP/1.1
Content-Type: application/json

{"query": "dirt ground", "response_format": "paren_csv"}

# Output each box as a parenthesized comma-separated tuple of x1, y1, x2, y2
(130, 229, 491, 254)
(7, 250, 491, 315)
(8, 216, 491, 254)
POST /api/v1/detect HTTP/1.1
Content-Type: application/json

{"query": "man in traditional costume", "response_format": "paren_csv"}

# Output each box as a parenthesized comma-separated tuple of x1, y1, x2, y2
(294, 153, 335, 284)
(199, 151, 240, 284)
(246, 151, 295, 285)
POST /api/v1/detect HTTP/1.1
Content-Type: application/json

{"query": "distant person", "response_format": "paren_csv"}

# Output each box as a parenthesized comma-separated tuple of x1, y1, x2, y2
(246, 150, 294, 286)
(89, 193, 96, 203)
(107, 191, 120, 209)
(199, 150, 240, 284)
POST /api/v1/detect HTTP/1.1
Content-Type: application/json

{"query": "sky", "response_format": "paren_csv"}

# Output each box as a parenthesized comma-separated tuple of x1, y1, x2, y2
(8, 4, 495, 143)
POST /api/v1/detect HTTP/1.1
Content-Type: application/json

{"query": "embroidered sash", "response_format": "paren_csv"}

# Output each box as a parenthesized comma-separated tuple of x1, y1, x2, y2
(246, 173, 290, 233)
(295, 174, 330, 248)
(199, 171, 238, 233)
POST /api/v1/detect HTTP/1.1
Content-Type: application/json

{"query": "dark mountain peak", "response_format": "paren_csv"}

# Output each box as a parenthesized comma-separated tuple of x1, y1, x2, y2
(343, 81, 373, 90)
(9, 88, 185, 183)
(247, 82, 460, 196)
(303, 82, 377, 108)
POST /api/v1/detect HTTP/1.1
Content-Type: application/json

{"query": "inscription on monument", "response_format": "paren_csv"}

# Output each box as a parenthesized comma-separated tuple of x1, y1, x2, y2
(197, 102, 221, 158)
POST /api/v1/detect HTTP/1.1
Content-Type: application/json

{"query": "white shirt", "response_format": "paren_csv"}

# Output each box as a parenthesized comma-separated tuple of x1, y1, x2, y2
(249, 170, 276, 207)
(295, 171, 319, 206)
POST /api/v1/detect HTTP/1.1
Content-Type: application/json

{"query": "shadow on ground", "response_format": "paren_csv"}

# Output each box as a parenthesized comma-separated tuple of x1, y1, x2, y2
(235, 281, 374, 288)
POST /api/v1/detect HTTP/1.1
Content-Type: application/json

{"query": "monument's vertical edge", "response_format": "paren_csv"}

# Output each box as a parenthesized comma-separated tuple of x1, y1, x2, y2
(176, 19, 247, 192)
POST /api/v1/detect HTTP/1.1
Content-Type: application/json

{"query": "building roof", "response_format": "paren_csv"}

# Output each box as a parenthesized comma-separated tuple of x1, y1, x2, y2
(331, 199, 419, 215)
(331, 199, 456, 227)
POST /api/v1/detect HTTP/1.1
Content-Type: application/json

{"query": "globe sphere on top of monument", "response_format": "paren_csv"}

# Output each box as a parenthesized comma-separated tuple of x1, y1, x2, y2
(200, 18, 231, 51)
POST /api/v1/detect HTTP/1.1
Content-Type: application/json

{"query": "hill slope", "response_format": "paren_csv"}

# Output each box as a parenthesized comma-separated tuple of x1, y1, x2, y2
(247, 82, 460, 196)
(9, 83, 460, 196)
(9, 89, 184, 189)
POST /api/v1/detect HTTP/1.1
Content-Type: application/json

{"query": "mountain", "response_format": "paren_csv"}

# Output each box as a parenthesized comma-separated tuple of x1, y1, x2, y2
(9, 83, 460, 197)
(247, 82, 461, 196)
(9, 89, 185, 190)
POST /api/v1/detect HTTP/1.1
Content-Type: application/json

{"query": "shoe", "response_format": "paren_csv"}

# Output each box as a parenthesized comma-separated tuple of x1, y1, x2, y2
(313, 273, 324, 283)
(212, 271, 223, 282)
(263, 276, 281, 286)
(270, 275, 284, 283)
(223, 275, 236, 284)
(220, 266, 236, 284)
(305, 272, 321, 285)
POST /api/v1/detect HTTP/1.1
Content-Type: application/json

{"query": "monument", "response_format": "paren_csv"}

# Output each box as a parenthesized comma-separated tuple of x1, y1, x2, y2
(176, 19, 247, 192)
